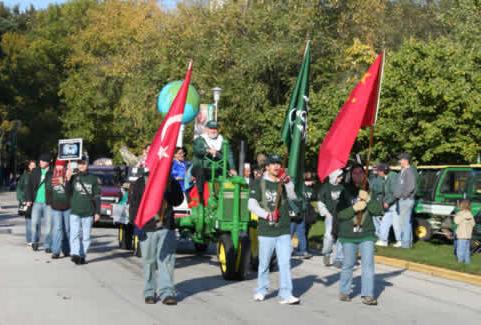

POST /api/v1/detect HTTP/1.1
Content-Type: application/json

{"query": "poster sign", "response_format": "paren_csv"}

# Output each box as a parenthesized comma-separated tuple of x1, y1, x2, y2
(58, 138, 83, 161)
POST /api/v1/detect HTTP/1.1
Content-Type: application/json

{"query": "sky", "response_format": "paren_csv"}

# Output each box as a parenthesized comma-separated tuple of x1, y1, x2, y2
(3, 0, 178, 11)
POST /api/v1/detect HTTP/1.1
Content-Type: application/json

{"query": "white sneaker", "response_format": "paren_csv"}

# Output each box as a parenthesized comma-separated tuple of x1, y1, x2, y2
(253, 293, 265, 302)
(27, 242, 32, 247)
(393, 241, 402, 248)
(279, 296, 300, 305)
(375, 240, 388, 247)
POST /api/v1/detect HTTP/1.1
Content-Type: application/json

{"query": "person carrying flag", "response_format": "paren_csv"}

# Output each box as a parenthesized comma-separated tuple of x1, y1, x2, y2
(248, 155, 300, 305)
(337, 164, 383, 305)
(129, 173, 183, 305)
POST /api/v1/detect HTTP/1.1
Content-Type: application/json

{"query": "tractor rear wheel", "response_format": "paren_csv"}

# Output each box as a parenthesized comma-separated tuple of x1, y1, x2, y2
(414, 218, 432, 241)
(217, 234, 237, 280)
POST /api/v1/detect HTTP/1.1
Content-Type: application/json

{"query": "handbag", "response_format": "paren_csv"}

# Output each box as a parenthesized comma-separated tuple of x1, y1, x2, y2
(18, 201, 32, 217)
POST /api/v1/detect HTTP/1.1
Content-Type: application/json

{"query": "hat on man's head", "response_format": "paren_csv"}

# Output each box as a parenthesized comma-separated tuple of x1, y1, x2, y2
(78, 155, 88, 164)
(266, 154, 282, 165)
(39, 153, 51, 163)
(376, 162, 389, 173)
(398, 152, 411, 161)
(206, 120, 218, 129)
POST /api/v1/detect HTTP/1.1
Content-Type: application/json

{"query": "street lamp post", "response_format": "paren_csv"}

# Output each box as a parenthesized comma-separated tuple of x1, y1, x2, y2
(212, 87, 222, 121)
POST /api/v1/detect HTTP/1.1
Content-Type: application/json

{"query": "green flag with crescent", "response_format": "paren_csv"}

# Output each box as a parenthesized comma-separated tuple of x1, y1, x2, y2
(281, 41, 311, 193)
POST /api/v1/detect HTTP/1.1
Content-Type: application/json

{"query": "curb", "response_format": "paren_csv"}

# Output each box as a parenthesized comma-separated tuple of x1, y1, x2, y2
(374, 255, 481, 287)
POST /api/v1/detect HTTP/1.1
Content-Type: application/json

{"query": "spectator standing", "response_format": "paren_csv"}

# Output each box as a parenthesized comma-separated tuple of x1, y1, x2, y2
(375, 163, 401, 247)
(393, 152, 417, 248)
(171, 147, 189, 191)
(454, 200, 475, 264)
(16, 160, 36, 245)
(369, 166, 383, 237)
(25, 153, 53, 252)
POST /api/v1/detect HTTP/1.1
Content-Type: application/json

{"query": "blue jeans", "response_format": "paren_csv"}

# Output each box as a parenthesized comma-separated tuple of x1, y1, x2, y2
(397, 199, 415, 248)
(256, 234, 293, 300)
(69, 214, 93, 258)
(52, 209, 71, 256)
(373, 216, 382, 238)
(340, 240, 375, 297)
(290, 220, 307, 253)
(379, 205, 401, 242)
(322, 215, 343, 263)
(31, 203, 52, 248)
(139, 229, 177, 299)
(456, 239, 471, 264)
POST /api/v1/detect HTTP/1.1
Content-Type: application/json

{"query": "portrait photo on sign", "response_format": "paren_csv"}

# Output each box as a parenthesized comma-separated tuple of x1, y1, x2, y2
(58, 138, 83, 160)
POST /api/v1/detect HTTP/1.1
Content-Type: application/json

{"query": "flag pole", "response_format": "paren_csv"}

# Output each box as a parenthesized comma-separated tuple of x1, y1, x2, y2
(357, 51, 385, 228)
(363, 50, 385, 183)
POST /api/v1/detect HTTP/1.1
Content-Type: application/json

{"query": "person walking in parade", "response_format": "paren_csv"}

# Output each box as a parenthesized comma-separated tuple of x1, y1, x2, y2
(317, 169, 344, 267)
(47, 159, 71, 259)
(375, 163, 401, 247)
(393, 152, 417, 248)
(248, 155, 300, 305)
(25, 153, 53, 252)
(337, 164, 383, 306)
(16, 160, 36, 245)
(66, 156, 100, 265)
(129, 172, 184, 305)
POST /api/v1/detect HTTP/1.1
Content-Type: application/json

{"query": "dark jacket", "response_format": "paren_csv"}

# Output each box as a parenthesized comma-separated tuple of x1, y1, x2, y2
(25, 167, 53, 204)
(192, 136, 235, 170)
(129, 174, 183, 232)
(336, 183, 383, 243)
(69, 172, 101, 217)
(16, 171, 29, 202)
(46, 176, 71, 211)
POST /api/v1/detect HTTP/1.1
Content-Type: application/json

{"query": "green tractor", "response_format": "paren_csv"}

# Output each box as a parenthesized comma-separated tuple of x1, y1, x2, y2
(413, 165, 481, 247)
(175, 141, 252, 280)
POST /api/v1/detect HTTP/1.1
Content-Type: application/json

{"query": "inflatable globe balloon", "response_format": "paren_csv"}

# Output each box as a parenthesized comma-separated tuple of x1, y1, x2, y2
(157, 81, 200, 124)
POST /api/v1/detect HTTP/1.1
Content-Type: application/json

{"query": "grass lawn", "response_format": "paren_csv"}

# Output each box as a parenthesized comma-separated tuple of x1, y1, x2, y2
(308, 220, 481, 276)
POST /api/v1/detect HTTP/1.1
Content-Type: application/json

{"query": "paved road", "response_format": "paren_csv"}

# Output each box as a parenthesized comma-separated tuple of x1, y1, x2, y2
(1, 191, 481, 325)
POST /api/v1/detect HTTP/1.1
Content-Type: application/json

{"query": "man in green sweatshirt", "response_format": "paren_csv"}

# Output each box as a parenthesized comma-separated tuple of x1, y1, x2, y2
(66, 156, 100, 265)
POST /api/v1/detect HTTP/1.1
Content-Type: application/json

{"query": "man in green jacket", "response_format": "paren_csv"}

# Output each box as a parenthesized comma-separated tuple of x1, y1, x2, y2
(192, 120, 236, 204)
(375, 163, 401, 247)
(337, 164, 383, 306)
(66, 156, 100, 265)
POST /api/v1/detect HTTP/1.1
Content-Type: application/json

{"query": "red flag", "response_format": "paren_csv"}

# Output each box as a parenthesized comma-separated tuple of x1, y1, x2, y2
(317, 52, 384, 182)
(135, 61, 193, 229)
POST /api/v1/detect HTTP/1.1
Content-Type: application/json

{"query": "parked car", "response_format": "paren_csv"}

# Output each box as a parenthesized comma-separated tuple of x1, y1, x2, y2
(88, 165, 125, 224)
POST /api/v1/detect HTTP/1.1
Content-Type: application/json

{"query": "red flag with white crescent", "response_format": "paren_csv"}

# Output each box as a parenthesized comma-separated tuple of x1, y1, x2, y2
(134, 61, 193, 229)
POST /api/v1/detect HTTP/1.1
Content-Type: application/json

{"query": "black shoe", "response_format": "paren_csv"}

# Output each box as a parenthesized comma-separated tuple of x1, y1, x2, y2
(145, 296, 156, 304)
(79, 257, 86, 265)
(45, 248, 52, 254)
(32, 243, 39, 251)
(51, 254, 60, 259)
(71, 255, 81, 265)
(162, 296, 177, 305)
(63, 252, 70, 257)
